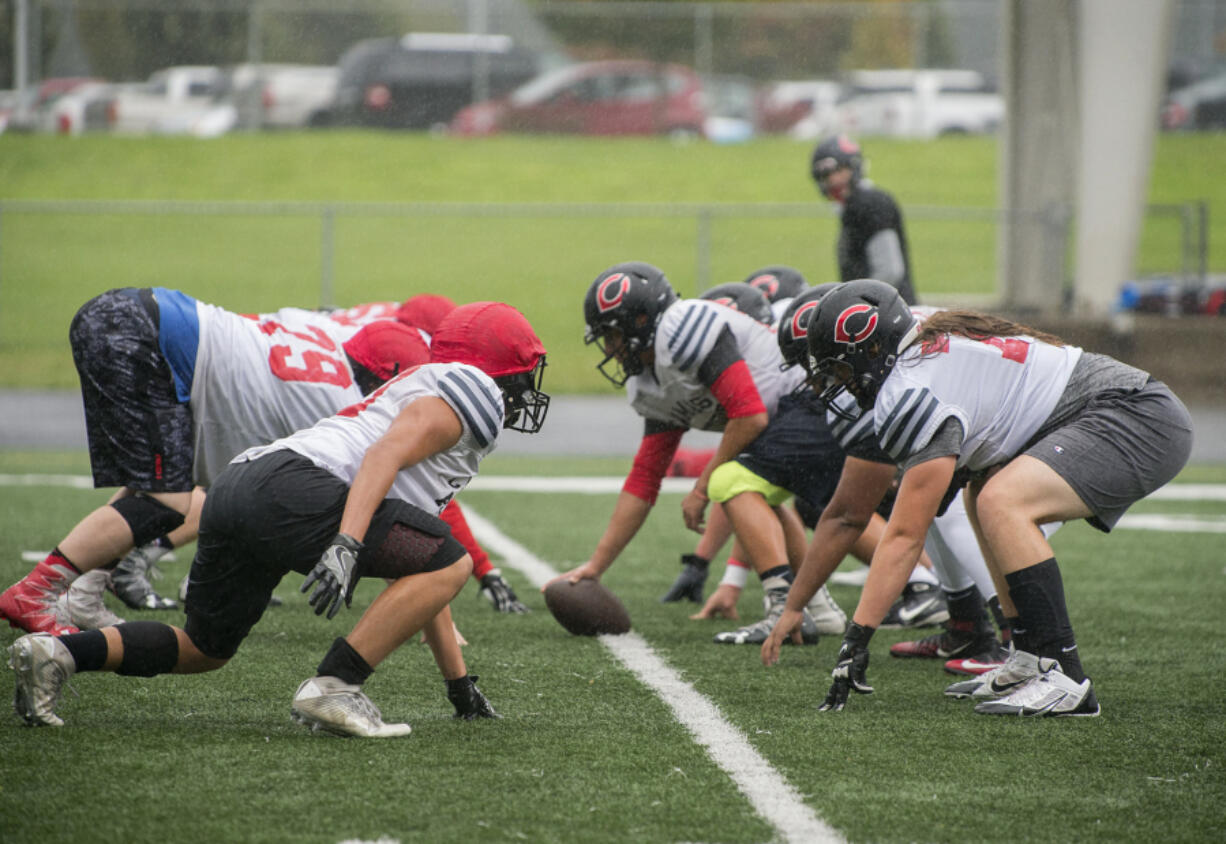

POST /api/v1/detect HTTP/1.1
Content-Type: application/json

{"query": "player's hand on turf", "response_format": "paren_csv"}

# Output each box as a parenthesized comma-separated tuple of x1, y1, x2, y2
(480, 570, 529, 613)
(447, 674, 501, 720)
(819, 639, 874, 712)
(690, 583, 741, 620)
(681, 487, 709, 533)
(760, 607, 805, 665)
(302, 533, 362, 619)
(661, 555, 709, 603)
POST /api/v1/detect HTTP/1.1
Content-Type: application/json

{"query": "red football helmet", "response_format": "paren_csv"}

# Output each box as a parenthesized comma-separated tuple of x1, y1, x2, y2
(342, 320, 431, 386)
(396, 294, 458, 337)
(431, 302, 550, 434)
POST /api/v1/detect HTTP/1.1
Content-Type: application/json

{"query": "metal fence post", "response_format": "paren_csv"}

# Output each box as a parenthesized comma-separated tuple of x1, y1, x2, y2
(320, 204, 335, 309)
(1197, 199, 1209, 285)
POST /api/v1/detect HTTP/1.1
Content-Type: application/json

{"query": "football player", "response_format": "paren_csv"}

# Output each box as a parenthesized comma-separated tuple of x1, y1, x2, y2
(764, 279, 1192, 717)
(7, 302, 550, 734)
(550, 262, 844, 641)
(811, 136, 918, 305)
(0, 288, 428, 637)
(743, 264, 809, 324)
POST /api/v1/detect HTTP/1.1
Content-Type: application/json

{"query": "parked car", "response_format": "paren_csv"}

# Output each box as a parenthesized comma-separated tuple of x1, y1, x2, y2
(831, 69, 1003, 138)
(450, 60, 707, 138)
(224, 63, 339, 129)
(4, 77, 107, 133)
(1161, 70, 1226, 130)
(315, 32, 541, 129)
(108, 65, 234, 136)
(755, 79, 843, 139)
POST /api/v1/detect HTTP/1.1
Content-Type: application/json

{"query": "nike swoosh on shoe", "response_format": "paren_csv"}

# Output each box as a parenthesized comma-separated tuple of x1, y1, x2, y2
(989, 676, 1026, 695)
(897, 598, 939, 624)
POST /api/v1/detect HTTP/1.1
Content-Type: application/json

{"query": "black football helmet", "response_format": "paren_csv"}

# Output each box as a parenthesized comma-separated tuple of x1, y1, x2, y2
(810, 135, 863, 200)
(583, 262, 678, 387)
(700, 282, 773, 325)
(742, 266, 808, 304)
(776, 282, 839, 371)
(805, 279, 919, 417)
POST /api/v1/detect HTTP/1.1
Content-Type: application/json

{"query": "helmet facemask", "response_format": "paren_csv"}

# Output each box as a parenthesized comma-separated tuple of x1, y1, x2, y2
(585, 319, 649, 388)
(495, 356, 550, 434)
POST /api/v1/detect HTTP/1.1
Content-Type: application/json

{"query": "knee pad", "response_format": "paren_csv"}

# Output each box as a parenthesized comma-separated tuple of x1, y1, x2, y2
(112, 494, 186, 547)
(117, 620, 180, 677)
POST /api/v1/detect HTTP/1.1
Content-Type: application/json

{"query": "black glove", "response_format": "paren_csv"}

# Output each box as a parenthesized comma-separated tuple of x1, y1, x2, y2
(819, 622, 876, 712)
(447, 674, 500, 720)
(301, 533, 362, 620)
(660, 554, 709, 603)
(480, 570, 529, 613)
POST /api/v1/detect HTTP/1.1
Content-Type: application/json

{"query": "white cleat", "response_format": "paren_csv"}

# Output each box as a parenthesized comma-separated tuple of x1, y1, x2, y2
(973, 665, 1100, 718)
(8, 633, 76, 727)
(56, 569, 125, 630)
(806, 584, 848, 635)
(945, 649, 1053, 700)
(291, 676, 411, 738)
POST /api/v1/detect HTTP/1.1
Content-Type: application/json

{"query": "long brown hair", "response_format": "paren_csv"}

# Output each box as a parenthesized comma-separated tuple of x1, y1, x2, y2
(915, 309, 1066, 351)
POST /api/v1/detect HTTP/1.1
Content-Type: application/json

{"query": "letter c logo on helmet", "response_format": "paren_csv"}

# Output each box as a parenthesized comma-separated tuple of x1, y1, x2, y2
(748, 274, 780, 299)
(834, 304, 878, 345)
(789, 300, 820, 341)
(596, 274, 631, 313)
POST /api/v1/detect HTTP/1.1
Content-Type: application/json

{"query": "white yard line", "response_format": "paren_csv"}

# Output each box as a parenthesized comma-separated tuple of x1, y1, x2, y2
(461, 507, 844, 844)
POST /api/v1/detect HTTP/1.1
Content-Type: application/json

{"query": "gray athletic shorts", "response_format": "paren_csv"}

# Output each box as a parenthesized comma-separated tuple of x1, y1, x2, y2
(1025, 380, 1193, 532)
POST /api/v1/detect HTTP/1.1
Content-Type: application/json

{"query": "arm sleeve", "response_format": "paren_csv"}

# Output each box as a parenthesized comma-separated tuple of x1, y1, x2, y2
(623, 427, 686, 505)
(900, 416, 964, 472)
(709, 359, 767, 420)
(865, 229, 907, 289)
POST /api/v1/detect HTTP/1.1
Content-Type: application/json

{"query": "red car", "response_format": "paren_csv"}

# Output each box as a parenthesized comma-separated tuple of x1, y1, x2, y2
(450, 60, 707, 137)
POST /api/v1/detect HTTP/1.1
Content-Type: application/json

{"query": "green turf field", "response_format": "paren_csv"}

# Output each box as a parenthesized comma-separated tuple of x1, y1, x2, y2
(1, 132, 1222, 391)
(2, 454, 1224, 844)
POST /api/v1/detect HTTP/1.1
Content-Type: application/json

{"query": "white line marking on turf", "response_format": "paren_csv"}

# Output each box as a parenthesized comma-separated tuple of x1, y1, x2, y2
(461, 507, 844, 844)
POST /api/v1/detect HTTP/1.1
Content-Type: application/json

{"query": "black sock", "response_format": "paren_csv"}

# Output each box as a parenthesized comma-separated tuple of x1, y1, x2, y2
(759, 565, 792, 583)
(1005, 559, 1086, 682)
(59, 630, 109, 672)
(945, 585, 986, 624)
(316, 637, 373, 687)
(153, 535, 175, 550)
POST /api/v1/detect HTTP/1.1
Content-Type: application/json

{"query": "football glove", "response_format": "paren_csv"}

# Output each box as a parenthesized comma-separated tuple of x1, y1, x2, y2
(660, 554, 709, 603)
(819, 623, 876, 712)
(447, 674, 500, 720)
(480, 570, 529, 613)
(302, 533, 362, 620)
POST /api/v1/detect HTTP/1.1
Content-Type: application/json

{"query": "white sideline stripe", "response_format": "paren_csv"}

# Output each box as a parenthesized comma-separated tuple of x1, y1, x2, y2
(461, 507, 843, 844)
(1115, 514, 1226, 533)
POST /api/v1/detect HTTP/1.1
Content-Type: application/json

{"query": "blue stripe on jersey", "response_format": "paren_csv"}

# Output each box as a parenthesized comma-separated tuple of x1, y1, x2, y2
(439, 370, 500, 449)
(667, 304, 699, 353)
(152, 287, 199, 403)
(880, 388, 940, 460)
(673, 307, 720, 373)
(830, 403, 874, 451)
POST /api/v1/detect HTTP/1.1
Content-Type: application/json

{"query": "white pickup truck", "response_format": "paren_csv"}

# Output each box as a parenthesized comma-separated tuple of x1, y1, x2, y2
(832, 69, 1004, 138)
(108, 65, 235, 136)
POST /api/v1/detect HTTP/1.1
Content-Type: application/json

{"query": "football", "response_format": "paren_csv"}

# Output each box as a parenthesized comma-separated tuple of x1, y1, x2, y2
(543, 579, 632, 636)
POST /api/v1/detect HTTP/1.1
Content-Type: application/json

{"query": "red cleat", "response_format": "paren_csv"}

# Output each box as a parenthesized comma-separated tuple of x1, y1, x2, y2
(0, 559, 80, 636)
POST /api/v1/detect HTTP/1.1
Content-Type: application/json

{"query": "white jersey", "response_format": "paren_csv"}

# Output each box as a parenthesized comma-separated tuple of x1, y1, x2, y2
(190, 302, 366, 487)
(872, 333, 1082, 471)
(237, 363, 502, 514)
(258, 307, 364, 344)
(627, 299, 804, 431)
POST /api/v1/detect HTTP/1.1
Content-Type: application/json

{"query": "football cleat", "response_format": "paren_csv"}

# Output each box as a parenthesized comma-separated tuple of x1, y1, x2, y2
(55, 569, 125, 630)
(111, 544, 178, 610)
(973, 666, 1100, 718)
(0, 560, 80, 636)
(8, 633, 76, 727)
(291, 676, 411, 738)
(879, 582, 949, 629)
(806, 584, 848, 635)
(714, 587, 819, 645)
(889, 620, 992, 660)
(447, 675, 500, 720)
(944, 649, 1054, 700)
(660, 554, 709, 604)
(944, 640, 1013, 676)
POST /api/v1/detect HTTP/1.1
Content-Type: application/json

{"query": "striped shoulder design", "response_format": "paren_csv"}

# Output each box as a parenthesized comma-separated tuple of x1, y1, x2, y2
(828, 399, 876, 451)
(878, 387, 942, 462)
(665, 301, 723, 373)
(437, 367, 503, 449)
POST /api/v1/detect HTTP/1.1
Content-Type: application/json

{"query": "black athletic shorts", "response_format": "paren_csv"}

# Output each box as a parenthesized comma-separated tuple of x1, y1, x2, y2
(184, 450, 467, 660)
(70, 288, 194, 492)
(736, 393, 846, 513)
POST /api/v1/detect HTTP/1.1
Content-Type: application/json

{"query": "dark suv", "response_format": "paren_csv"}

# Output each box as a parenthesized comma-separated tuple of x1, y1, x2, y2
(315, 32, 542, 129)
